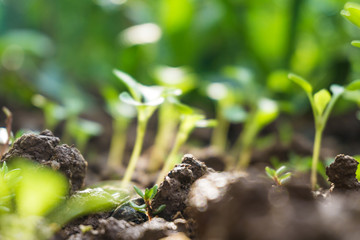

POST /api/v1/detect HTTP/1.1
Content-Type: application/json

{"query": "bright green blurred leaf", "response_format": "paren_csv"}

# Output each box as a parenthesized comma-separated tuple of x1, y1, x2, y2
(341, 2, 360, 28)
(351, 40, 360, 47)
(314, 89, 331, 115)
(346, 80, 360, 91)
(14, 160, 68, 217)
(288, 73, 313, 94)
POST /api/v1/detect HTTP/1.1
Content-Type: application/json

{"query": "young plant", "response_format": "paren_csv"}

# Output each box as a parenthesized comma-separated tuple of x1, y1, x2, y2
(113, 69, 164, 188)
(232, 98, 279, 170)
(102, 87, 136, 169)
(148, 65, 196, 172)
(0, 162, 21, 213)
(129, 184, 165, 221)
(288, 74, 345, 190)
(265, 166, 291, 186)
(207, 82, 246, 152)
(156, 107, 216, 185)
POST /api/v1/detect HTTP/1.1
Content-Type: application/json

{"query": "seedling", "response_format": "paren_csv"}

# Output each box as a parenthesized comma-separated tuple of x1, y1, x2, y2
(0, 162, 21, 213)
(265, 166, 291, 186)
(147, 89, 183, 173)
(156, 109, 216, 185)
(102, 87, 136, 168)
(288, 73, 346, 190)
(207, 82, 246, 152)
(129, 184, 165, 221)
(113, 69, 164, 188)
(232, 98, 279, 170)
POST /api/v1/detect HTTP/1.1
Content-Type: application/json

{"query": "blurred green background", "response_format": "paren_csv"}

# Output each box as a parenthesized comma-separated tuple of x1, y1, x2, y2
(1, 0, 360, 153)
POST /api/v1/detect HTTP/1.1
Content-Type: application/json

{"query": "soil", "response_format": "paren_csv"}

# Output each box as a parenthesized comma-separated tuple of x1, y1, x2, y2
(1, 129, 87, 193)
(3, 128, 360, 239)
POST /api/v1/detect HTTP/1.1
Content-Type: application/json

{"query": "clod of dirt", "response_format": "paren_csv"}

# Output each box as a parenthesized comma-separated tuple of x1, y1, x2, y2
(151, 154, 211, 221)
(326, 154, 360, 192)
(67, 217, 180, 240)
(1, 129, 87, 192)
(187, 172, 339, 240)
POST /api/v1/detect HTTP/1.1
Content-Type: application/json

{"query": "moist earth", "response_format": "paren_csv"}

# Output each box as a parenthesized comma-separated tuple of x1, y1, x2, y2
(1, 129, 87, 192)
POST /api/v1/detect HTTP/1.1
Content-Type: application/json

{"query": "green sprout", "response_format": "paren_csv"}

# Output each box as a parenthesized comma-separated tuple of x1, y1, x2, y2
(341, 2, 360, 48)
(156, 109, 216, 185)
(129, 184, 165, 221)
(0, 162, 22, 214)
(147, 89, 183, 173)
(232, 98, 279, 170)
(207, 82, 245, 153)
(113, 69, 164, 188)
(102, 87, 136, 169)
(288, 73, 345, 190)
(265, 166, 291, 186)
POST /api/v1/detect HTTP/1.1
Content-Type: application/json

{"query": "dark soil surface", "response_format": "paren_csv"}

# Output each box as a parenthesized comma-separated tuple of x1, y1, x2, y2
(3, 130, 360, 240)
(1, 129, 87, 192)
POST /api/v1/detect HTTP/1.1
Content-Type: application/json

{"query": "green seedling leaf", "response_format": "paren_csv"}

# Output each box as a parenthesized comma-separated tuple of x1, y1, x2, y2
(14, 160, 68, 217)
(288, 73, 313, 94)
(346, 80, 360, 91)
(168, 97, 193, 115)
(144, 188, 153, 200)
(129, 201, 146, 213)
(256, 98, 279, 128)
(341, 2, 360, 28)
(275, 166, 286, 176)
(120, 92, 164, 107)
(265, 166, 276, 178)
(113, 69, 141, 101)
(330, 85, 345, 96)
(351, 40, 360, 48)
(279, 172, 291, 184)
(0, 206, 10, 213)
(133, 185, 144, 198)
(314, 89, 331, 115)
(149, 184, 158, 200)
(153, 204, 166, 215)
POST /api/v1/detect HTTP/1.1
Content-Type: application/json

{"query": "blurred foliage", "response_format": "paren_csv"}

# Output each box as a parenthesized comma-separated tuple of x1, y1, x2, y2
(0, 0, 357, 111)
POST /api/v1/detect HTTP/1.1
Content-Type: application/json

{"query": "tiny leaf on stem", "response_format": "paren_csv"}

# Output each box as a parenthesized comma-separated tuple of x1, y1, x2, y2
(314, 89, 331, 115)
(133, 185, 144, 198)
(288, 73, 313, 94)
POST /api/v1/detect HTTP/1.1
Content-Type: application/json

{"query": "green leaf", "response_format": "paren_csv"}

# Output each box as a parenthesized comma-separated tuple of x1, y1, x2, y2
(288, 73, 313, 94)
(153, 204, 166, 215)
(275, 166, 286, 176)
(195, 119, 217, 128)
(314, 89, 331, 115)
(346, 80, 360, 91)
(149, 184, 158, 200)
(144, 187, 153, 200)
(113, 69, 142, 101)
(279, 172, 291, 184)
(351, 40, 360, 48)
(330, 85, 344, 96)
(133, 185, 144, 198)
(341, 2, 360, 28)
(265, 166, 276, 178)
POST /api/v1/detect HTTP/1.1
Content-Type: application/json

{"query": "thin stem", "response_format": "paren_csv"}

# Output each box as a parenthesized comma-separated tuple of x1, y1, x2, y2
(121, 117, 147, 188)
(107, 118, 128, 168)
(311, 126, 323, 190)
(0, 107, 12, 158)
(148, 104, 178, 172)
(211, 102, 230, 152)
(156, 129, 189, 185)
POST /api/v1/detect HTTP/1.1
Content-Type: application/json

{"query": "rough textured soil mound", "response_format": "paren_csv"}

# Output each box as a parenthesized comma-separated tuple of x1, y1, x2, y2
(1, 129, 87, 192)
